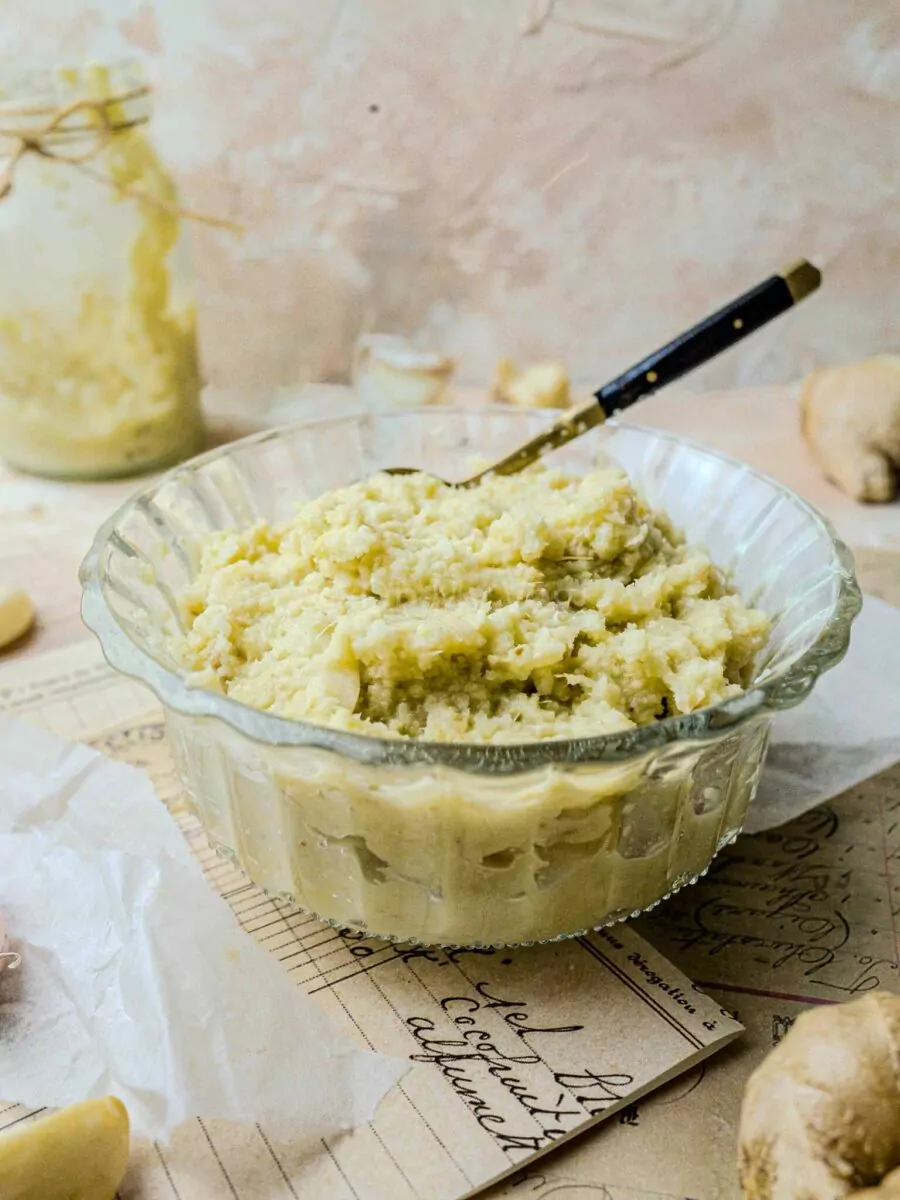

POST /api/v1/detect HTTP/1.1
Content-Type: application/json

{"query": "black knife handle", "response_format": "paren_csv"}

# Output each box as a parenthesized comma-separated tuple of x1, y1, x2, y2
(595, 263, 820, 415)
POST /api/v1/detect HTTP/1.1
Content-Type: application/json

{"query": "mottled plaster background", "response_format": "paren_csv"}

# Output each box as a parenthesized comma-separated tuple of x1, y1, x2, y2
(4, 0, 900, 414)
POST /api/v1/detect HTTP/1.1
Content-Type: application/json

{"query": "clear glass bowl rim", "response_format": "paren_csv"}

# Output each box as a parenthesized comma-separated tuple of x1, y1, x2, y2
(79, 411, 863, 774)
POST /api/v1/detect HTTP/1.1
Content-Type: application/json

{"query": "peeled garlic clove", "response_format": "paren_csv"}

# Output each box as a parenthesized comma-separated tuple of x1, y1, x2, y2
(353, 333, 455, 410)
(493, 358, 571, 409)
(0, 586, 33, 650)
(0, 1096, 130, 1200)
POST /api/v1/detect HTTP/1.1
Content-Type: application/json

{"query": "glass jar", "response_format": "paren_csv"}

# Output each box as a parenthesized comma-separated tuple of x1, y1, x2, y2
(80, 411, 861, 947)
(0, 61, 204, 479)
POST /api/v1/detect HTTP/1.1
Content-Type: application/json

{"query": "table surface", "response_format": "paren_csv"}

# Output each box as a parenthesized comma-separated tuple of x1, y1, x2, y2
(2, 383, 899, 661)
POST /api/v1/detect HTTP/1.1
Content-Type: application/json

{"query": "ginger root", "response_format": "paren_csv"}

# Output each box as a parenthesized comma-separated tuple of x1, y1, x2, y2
(855, 1167, 900, 1199)
(739, 992, 900, 1199)
(800, 355, 900, 503)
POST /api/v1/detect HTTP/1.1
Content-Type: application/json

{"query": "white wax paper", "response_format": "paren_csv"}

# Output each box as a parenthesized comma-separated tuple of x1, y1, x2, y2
(750, 593, 900, 833)
(0, 719, 406, 1141)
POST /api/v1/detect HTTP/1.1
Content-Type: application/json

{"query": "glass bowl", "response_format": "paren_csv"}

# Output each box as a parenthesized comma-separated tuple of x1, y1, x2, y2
(80, 409, 861, 946)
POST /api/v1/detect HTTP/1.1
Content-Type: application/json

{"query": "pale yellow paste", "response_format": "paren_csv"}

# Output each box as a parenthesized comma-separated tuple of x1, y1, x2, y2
(0, 68, 203, 478)
(179, 466, 768, 743)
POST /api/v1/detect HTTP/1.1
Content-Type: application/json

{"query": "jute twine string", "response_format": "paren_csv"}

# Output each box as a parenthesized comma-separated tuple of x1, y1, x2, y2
(0, 84, 241, 233)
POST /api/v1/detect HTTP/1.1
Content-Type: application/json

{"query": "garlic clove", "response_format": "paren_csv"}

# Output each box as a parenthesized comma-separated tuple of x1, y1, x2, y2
(0, 1096, 130, 1200)
(493, 358, 571, 409)
(0, 586, 34, 651)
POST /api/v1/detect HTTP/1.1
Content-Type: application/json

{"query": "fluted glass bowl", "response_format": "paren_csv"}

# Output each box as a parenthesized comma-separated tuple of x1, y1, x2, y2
(80, 409, 861, 946)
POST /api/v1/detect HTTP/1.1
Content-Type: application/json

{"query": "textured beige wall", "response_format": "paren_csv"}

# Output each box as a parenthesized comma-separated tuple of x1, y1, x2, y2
(4, 1, 900, 413)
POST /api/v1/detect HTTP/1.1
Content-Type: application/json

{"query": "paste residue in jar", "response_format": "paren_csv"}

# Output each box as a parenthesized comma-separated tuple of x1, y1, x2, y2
(0, 66, 203, 477)
(178, 466, 769, 742)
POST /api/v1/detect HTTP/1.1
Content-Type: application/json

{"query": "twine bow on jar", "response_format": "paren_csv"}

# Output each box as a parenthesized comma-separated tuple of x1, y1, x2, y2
(0, 84, 241, 232)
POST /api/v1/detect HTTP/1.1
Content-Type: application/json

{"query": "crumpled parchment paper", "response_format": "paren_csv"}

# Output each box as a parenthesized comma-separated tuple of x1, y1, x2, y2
(0, 719, 406, 1141)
